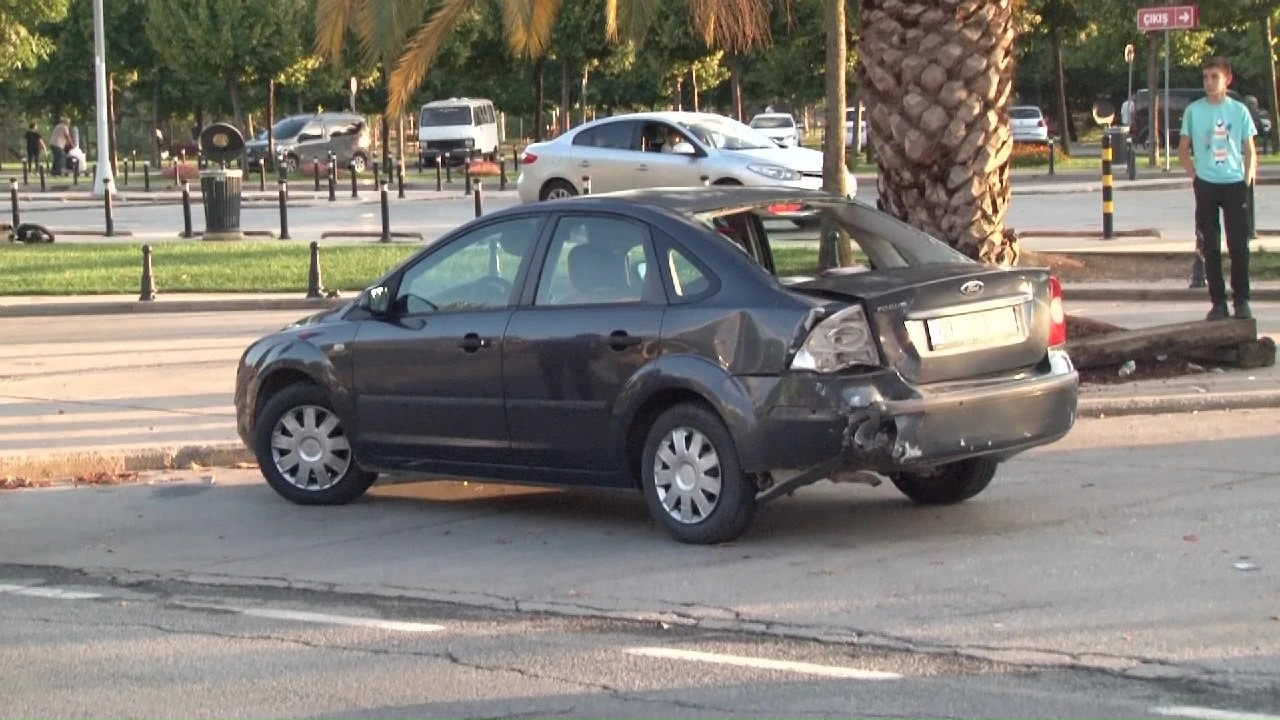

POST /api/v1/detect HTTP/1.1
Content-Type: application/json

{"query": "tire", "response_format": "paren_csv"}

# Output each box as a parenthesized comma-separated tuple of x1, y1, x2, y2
(640, 403, 756, 545)
(253, 384, 377, 505)
(350, 153, 368, 173)
(889, 458, 999, 506)
(539, 178, 578, 201)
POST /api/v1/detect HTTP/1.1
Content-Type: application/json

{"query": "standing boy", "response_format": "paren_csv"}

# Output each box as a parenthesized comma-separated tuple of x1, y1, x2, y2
(1178, 56, 1258, 320)
(24, 123, 45, 167)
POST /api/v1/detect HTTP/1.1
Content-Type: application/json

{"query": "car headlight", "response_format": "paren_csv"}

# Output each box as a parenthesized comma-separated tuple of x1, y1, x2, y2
(790, 305, 881, 372)
(747, 164, 801, 181)
(464, 138, 475, 148)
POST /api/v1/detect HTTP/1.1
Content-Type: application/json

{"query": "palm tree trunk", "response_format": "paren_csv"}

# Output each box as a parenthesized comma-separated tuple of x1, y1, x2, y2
(1051, 23, 1071, 155)
(1146, 31, 1160, 166)
(729, 54, 744, 121)
(858, 0, 1017, 262)
(533, 58, 546, 142)
(819, 0, 853, 270)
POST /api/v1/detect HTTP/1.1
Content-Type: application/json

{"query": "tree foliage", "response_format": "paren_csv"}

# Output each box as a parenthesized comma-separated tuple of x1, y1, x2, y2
(0, 0, 69, 81)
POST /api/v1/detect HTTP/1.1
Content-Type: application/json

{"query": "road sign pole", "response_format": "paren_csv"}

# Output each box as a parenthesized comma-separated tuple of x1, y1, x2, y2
(1164, 28, 1171, 172)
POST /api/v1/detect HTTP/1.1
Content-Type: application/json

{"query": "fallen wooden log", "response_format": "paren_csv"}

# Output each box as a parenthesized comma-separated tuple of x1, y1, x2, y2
(1182, 337, 1277, 369)
(1064, 319, 1257, 369)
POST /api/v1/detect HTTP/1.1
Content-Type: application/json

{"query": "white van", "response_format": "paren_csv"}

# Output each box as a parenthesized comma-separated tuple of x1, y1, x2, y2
(418, 98, 501, 165)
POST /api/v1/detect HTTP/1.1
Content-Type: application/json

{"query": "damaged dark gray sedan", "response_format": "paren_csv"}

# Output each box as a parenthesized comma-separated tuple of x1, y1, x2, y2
(235, 187, 1078, 544)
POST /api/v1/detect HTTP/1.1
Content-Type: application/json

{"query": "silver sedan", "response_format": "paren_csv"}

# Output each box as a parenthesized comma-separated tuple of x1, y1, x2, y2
(516, 111, 856, 203)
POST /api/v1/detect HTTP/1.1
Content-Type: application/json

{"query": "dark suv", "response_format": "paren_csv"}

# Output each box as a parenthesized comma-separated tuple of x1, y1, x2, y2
(1129, 88, 1271, 150)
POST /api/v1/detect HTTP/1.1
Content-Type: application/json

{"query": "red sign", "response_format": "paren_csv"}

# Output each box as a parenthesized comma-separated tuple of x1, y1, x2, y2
(1137, 5, 1198, 31)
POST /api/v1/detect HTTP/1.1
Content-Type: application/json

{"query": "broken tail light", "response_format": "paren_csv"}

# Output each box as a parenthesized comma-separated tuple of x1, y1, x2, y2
(790, 305, 882, 373)
(1048, 275, 1066, 347)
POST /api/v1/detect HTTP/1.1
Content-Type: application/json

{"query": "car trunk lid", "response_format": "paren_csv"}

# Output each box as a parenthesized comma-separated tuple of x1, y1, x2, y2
(788, 265, 1052, 384)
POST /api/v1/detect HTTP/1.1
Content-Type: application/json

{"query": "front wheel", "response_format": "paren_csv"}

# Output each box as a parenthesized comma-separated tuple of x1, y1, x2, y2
(889, 458, 999, 505)
(350, 153, 368, 173)
(254, 384, 377, 505)
(640, 404, 756, 545)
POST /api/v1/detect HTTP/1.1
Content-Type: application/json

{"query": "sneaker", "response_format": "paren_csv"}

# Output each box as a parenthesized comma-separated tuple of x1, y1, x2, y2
(1206, 304, 1230, 321)
(1233, 303, 1253, 320)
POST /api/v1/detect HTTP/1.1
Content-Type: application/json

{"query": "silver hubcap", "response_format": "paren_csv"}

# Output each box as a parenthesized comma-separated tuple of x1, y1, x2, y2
(270, 404, 352, 491)
(352, 157, 366, 172)
(546, 187, 573, 200)
(653, 427, 722, 524)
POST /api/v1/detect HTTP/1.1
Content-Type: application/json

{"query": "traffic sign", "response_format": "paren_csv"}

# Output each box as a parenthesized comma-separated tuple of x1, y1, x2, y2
(1137, 5, 1198, 31)
(1124, 43, 1135, 63)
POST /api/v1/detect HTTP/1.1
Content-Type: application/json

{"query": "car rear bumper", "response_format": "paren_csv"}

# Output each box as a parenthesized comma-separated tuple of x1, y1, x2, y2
(737, 349, 1078, 474)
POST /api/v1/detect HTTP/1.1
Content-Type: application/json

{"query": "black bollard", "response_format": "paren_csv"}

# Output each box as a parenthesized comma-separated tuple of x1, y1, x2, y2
(1126, 138, 1138, 181)
(103, 178, 115, 237)
(143, 164, 151, 193)
(278, 178, 291, 240)
(327, 158, 336, 202)
(397, 159, 405, 199)
(473, 179, 483, 218)
(258, 163, 266, 192)
(1100, 133, 1114, 240)
(464, 162, 472, 195)
(313, 160, 321, 192)
(446, 159, 453, 185)
(514, 150, 521, 172)
(305, 241, 323, 299)
(139, 244, 157, 301)
(72, 160, 80, 186)
(371, 159, 380, 186)
(350, 162, 359, 198)
(9, 178, 19, 228)
(700, 175, 710, 186)
(39, 162, 46, 192)
(122, 160, 129, 186)
(582, 176, 591, 195)
(379, 182, 391, 243)
(1047, 138, 1056, 177)
(1246, 180, 1257, 240)
(499, 157, 508, 191)
(22, 160, 29, 186)
(436, 154, 443, 192)
(180, 181, 193, 238)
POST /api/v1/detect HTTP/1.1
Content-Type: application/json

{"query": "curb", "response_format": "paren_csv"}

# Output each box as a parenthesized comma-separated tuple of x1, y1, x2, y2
(1077, 390, 1280, 418)
(3, 443, 252, 482)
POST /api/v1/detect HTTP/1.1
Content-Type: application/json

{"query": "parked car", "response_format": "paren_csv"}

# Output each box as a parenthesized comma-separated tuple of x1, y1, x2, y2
(234, 186, 1078, 544)
(244, 112, 371, 172)
(418, 97, 502, 166)
(516, 112, 854, 203)
(1129, 88, 1270, 150)
(748, 112, 800, 147)
(844, 107, 869, 147)
(1010, 106, 1050, 143)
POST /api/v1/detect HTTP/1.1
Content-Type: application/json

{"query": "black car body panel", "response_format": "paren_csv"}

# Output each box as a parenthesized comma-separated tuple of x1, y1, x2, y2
(236, 187, 1077, 499)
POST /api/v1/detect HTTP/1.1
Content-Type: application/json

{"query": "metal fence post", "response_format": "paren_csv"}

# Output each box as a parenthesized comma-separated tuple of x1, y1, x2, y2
(499, 157, 507, 191)
(103, 178, 115, 237)
(436, 154, 443, 191)
(181, 181, 193, 238)
(139, 244, 156, 301)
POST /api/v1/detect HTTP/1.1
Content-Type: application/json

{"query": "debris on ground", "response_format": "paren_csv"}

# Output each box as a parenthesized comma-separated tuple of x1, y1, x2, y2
(73, 471, 140, 486)
(1, 475, 51, 490)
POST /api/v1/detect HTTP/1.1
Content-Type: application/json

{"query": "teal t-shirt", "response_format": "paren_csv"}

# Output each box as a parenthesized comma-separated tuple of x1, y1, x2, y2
(1180, 97, 1257, 184)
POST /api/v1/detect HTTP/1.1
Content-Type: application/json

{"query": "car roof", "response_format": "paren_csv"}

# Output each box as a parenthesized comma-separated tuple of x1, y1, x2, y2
(750, 113, 794, 119)
(582, 111, 741, 126)
(422, 97, 493, 107)
(523, 186, 840, 216)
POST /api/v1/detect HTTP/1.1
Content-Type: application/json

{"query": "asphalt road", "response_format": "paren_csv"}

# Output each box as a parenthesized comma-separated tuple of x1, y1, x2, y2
(3, 567, 1275, 719)
(13, 184, 1280, 245)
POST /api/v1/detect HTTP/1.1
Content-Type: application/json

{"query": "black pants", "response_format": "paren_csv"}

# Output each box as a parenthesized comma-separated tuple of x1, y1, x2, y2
(1194, 178, 1250, 306)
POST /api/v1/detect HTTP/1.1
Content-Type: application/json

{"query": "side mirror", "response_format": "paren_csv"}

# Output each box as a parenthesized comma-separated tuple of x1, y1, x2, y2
(672, 141, 697, 156)
(365, 285, 391, 316)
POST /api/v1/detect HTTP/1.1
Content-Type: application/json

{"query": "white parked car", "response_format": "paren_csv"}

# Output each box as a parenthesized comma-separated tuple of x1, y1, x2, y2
(1010, 105, 1050, 143)
(844, 107, 869, 147)
(748, 112, 800, 147)
(516, 111, 855, 203)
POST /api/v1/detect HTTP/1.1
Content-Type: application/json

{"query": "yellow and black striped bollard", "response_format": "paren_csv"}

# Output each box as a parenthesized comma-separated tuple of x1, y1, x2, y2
(1101, 133, 1114, 239)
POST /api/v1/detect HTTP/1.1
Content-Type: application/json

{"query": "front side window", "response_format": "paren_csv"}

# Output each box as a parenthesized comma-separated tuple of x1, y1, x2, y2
(395, 217, 542, 314)
(534, 216, 655, 306)
(328, 121, 364, 137)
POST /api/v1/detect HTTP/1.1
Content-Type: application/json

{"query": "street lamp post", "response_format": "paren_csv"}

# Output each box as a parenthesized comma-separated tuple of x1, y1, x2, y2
(91, 0, 115, 196)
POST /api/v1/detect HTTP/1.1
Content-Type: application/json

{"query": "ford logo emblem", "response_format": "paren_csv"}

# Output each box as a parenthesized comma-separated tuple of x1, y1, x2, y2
(959, 280, 984, 296)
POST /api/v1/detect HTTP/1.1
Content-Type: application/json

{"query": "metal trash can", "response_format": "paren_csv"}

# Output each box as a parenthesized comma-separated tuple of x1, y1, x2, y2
(1104, 128, 1129, 165)
(199, 168, 243, 240)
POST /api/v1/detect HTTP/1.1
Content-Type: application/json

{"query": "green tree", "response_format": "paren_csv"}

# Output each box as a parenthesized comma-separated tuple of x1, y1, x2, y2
(0, 0, 69, 81)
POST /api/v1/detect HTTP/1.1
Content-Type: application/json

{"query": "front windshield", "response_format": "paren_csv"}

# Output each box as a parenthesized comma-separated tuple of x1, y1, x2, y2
(421, 106, 474, 127)
(750, 116, 794, 129)
(678, 116, 777, 150)
(264, 117, 310, 140)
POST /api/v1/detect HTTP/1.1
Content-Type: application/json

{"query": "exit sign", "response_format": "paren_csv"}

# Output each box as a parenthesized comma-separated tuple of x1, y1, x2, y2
(1137, 5, 1198, 31)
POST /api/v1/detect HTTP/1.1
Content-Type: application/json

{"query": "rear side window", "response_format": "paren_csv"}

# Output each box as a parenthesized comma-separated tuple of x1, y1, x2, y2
(572, 121, 635, 150)
(328, 121, 364, 137)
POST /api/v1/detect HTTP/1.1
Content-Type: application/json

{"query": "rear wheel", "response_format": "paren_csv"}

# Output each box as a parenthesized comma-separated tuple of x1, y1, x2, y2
(350, 153, 368, 173)
(640, 404, 756, 545)
(889, 458, 999, 505)
(254, 384, 377, 505)
(540, 178, 578, 201)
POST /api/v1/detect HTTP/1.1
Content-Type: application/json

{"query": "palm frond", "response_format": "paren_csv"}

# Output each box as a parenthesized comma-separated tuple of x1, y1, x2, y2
(606, 0, 656, 44)
(314, 0, 358, 59)
(688, 0, 773, 53)
(502, 0, 564, 58)
(355, 0, 427, 67)
(388, 0, 477, 116)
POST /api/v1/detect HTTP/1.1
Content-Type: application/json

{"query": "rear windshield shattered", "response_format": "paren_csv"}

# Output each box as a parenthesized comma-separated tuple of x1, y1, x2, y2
(696, 201, 972, 278)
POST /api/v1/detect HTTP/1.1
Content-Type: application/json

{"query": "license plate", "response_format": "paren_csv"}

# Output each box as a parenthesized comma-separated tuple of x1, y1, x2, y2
(926, 307, 1023, 350)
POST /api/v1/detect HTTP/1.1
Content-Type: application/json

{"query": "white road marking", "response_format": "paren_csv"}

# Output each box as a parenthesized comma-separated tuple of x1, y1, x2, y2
(626, 647, 902, 680)
(0, 583, 102, 600)
(214, 605, 445, 633)
(1154, 707, 1280, 720)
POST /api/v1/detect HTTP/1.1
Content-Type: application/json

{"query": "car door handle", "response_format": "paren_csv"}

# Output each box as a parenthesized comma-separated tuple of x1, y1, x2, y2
(607, 330, 642, 351)
(459, 333, 490, 353)
(636, 164, 649, 171)
(578, 160, 591, 168)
